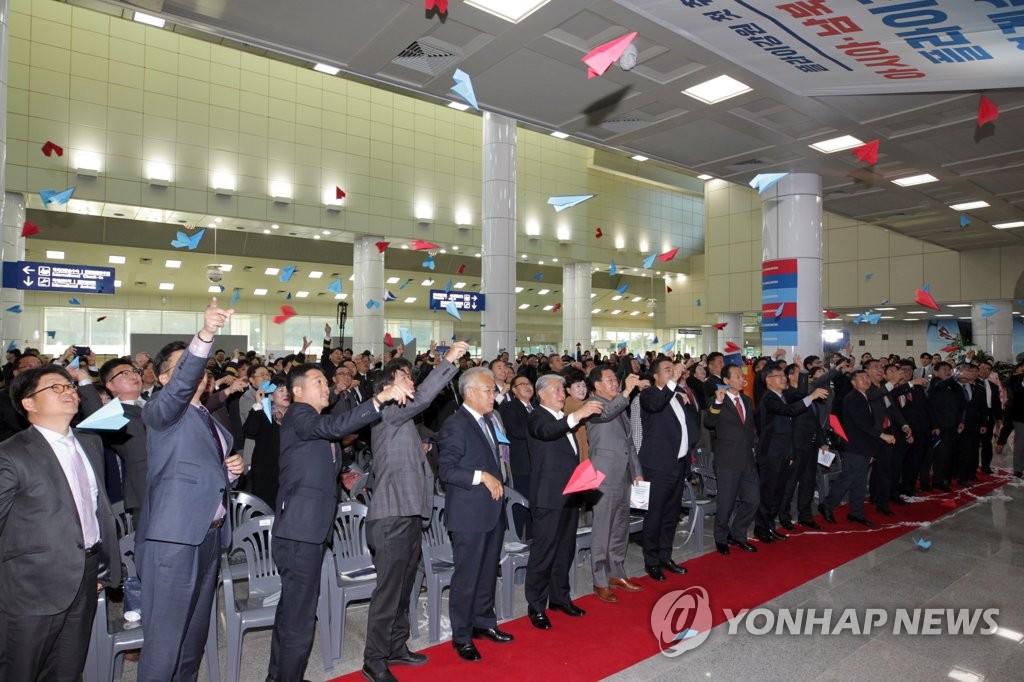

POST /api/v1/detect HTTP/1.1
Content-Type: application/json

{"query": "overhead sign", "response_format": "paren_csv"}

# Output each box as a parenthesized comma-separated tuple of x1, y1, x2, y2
(617, 0, 1023, 95)
(761, 258, 798, 347)
(429, 290, 486, 312)
(2, 260, 116, 294)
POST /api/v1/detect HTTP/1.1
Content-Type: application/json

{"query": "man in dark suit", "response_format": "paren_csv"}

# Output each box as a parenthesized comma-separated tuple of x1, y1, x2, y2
(956, 363, 989, 485)
(362, 342, 467, 682)
(523, 374, 602, 630)
(977, 361, 1002, 475)
(896, 360, 934, 495)
(926, 362, 965, 490)
(755, 366, 827, 542)
(0, 353, 42, 441)
(498, 375, 535, 498)
(266, 364, 408, 682)
(0, 365, 122, 681)
(997, 364, 1024, 477)
(438, 367, 515, 662)
(638, 358, 700, 581)
(865, 360, 911, 516)
(819, 370, 896, 526)
(704, 364, 760, 555)
(136, 299, 246, 681)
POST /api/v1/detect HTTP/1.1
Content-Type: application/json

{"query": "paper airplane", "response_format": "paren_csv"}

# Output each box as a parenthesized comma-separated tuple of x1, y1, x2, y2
(426, 0, 448, 13)
(410, 240, 438, 251)
(445, 301, 461, 320)
(332, 187, 345, 201)
(695, 298, 701, 306)
(400, 327, 415, 345)
(272, 305, 296, 324)
(21, 221, 40, 237)
(922, 283, 930, 292)
(6, 341, 16, 352)
(258, 380, 277, 393)
(230, 288, 241, 307)
(674, 629, 701, 641)
(68, 298, 81, 305)
(978, 95, 999, 126)
(493, 423, 510, 445)
(279, 266, 296, 282)
(616, 284, 629, 295)
(384, 332, 394, 348)
(547, 195, 595, 212)
(581, 31, 638, 78)
(609, 261, 617, 276)
(940, 345, 961, 353)
(666, 286, 672, 293)
(828, 414, 849, 442)
(171, 229, 205, 250)
(915, 288, 940, 310)
(444, 279, 453, 294)
(912, 537, 932, 550)
(262, 396, 273, 422)
(959, 215, 970, 229)
(724, 341, 741, 353)
(713, 322, 728, 330)
(824, 310, 839, 320)
(456, 264, 465, 275)
(384, 290, 397, 302)
(46, 331, 55, 338)
(749, 173, 787, 193)
(422, 255, 436, 270)
(643, 253, 657, 269)
(562, 459, 605, 494)
(774, 304, 786, 318)
(327, 279, 343, 295)
(881, 298, 889, 306)
(366, 299, 381, 309)
(67, 356, 80, 369)
(451, 68, 479, 110)
(853, 312, 881, 325)
(657, 247, 679, 263)
(41, 140, 63, 157)
(5, 305, 22, 314)
(660, 340, 675, 354)
(864, 273, 873, 280)
(96, 316, 107, 322)
(852, 139, 879, 165)
(617, 341, 628, 350)
(651, 336, 659, 345)
(534, 273, 543, 281)
(375, 241, 389, 253)
(551, 302, 561, 313)
(40, 187, 75, 206)
(78, 398, 130, 431)
(595, 227, 603, 238)
(399, 278, 413, 290)
(979, 304, 999, 318)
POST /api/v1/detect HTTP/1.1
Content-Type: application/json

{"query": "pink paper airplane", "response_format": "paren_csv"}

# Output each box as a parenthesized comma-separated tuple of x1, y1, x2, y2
(724, 341, 741, 353)
(713, 322, 728, 331)
(656, 247, 679, 263)
(914, 288, 940, 311)
(978, 95, 999, 126)
(582, 32, 638, 79)
(852, 139, 879, 165)
(563, 459, 605, 494)
(410, 240, 438, 251)
(829, 414, 849, 442)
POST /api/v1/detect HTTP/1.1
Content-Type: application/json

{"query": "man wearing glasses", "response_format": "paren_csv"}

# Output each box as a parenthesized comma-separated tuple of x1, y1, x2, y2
(499, 376, 535, 499)
(0, 365, 122, 680)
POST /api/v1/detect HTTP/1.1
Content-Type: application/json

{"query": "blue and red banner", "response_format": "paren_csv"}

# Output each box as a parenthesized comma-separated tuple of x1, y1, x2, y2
(762, 258, 799, 346)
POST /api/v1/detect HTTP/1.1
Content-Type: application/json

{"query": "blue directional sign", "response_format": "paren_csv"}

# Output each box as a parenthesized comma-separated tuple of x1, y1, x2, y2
(2, 260, 116, 295)
(428, 289, 485, 312)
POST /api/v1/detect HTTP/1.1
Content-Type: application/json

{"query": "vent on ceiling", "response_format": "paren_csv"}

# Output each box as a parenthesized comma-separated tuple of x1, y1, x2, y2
(599, 114, 650, 134)
(139, 257, 152, 265)
(726, 158, 767, 170)
(393, 38, 462, 76)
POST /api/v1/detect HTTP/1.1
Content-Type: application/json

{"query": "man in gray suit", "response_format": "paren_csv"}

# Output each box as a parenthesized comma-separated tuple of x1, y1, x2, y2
(362, 341, 468, 682)
(585, 365, 647, 602)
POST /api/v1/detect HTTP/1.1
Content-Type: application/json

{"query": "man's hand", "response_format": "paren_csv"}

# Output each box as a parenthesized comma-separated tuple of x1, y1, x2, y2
(881, 433, 896, 445)
(324, 323, 332, 338)
(809, 387, 829, 401)
(301, 336, 311, 353)
(623, 374, 640, 395)
(636, 379, 651, 391)
(70, 366, 92, 384)
(793, 353, 802, 368)
(480, 471, 503, 501)
(444, 341, 470, 364)
(996, 444, 1004, 454)
(773, 348, 786, 360)
(377, 383, 414, 406)
(202, 297, 233, 337)
(573, 400, 604, 422)
(714, 388, 726, 404)
(134, 352, 149, 368)
(225, 454, 245, 476)
(957, 422, 965, 434)
(670, 363, 685, 382)
(634, 476, 644, 483)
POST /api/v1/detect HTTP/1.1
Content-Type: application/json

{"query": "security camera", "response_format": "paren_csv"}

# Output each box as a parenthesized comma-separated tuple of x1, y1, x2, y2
(618, 43, 638, 71)
(207, 265, 224, 283)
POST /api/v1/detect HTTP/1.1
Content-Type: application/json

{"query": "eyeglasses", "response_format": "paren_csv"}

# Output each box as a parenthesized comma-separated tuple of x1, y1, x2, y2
(26, 382, 78, 398)
(110, 367, 143, 381)
(471, 385, 497, 394)
(512, 382, 532, 389)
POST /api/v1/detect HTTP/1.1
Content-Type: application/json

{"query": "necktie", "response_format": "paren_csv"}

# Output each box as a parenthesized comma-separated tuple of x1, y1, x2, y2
(734, 395, 744, 423)
(681, 385, 696, 407)
(479, 415, 497, 458)
(59, 436, 100, 546)
(196, 404, 224, 460)
(485, 414, 510, 484)
(525, 402, 533, 414)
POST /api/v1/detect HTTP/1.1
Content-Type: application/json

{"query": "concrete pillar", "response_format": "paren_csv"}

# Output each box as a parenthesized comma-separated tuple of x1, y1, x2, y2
(717, 313, 743, 352)
(561, 262, 592, 352)
(481, 112, 517, 360)
(972, 301, 1013, 362)
(760, 173, 822, 359)
(352, 235, 384, 356)
(1, 193, 26, 348)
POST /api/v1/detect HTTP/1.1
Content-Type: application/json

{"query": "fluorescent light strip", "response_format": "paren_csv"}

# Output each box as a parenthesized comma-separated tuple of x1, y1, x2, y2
(892, 173, 938, 187)
(133, 12, 165, 28)
(683, 75, 751, 104)
(313, 63, 340, 76)
(809, 135, 863, 153)
(949, 200, 989, 211)
(994, 221, 1024, 229)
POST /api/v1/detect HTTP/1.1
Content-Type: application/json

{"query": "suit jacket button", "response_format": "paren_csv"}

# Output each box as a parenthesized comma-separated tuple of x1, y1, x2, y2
(76, 542, 84, 549)
(219, 488, 226, 494)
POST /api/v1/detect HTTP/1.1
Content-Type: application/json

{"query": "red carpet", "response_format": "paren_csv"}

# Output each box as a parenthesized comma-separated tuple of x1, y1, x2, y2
(329, 475, 1011, 681)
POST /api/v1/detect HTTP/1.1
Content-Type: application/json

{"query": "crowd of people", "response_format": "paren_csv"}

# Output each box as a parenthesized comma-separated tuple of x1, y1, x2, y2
(1, 300, 1022, 681)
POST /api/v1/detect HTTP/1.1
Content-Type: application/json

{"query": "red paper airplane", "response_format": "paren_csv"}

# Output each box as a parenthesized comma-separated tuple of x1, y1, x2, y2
(552, 303, 561, 313)
(666, 286, 672, 293)
(582, 32, 638, 79)
(20, 221, 40, 237)
(851, 139, 879, 165)
(713, 322, 728, 330)
(940, 345, 961, 353)
(410, 240, 438, 251)
(456, 264, 465, 275)
(425, 0, 448, 13)
(829, 414, 849, 442)
(914, 288, 940, 310)
(272, 305, 296, 324)
(375, 241, 389, 253)
(41, 140, 63, 157)
(96, 316, 107, 322)
(384, 332, 394, 347)
(562, 459, 605, 494)
(594, 227, 603, 238)
(335, 187, 346, 200)
(657, 247, 679, 263)
(978, 95, 999, 126)
(724, 341, 741, 353)
(824, 310, 839, 320)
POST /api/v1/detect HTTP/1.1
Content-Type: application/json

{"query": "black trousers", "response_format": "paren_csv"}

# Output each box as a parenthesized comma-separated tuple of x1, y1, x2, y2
(641, 462, 687, 568)
(980, 419, 995, 471)
(869, 441, 893, 510)
(902, 435, 925, 494)
(754, 453, 792, 535)
(780, 445, 816, 524)
(449, 518, 504, 643)
(824, 451, 870, 518)
(268, 537, 326, 681)
(713, 461, 760, 544)
(930, 426, 958, 485)
(364, 516, 422, 667)
(0, 553, 98, 682)
(524, 505, 578, 612)
(957, 431, 980, 482)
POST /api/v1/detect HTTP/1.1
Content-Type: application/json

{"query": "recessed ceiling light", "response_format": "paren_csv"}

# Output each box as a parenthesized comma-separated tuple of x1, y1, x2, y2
(422, 279, 434, 286)
(948, 667, 983, 682)
(271, 224, 279, 230)
(474, 252, 481, 257)
(254, 288, 268, 296)
(348, 274, 355, 281)
(452, 245, 460, 251)
(515, 286, 524, 293)
(264, 267, 280, 276)
(949, 200, 990, 211)
(875, 307, 895, 311)
(404, 297, 417, 304)
(263, 229, 271, 234)
(313, 63, 340, 76)
(994, 221, 1024, 229)
(935, 313, 954, 317)
(448, 101, 471, 111)
(631, 155, 648, 162)
(335, 293, 347, 300)
(321, 230, 330, 235)
(632, 296, 643, 302)
(313, 235, 321, 240)
(809, 135, 864, 153)
(218, 264, 233, 272)
(998, 626, 1024, 642)
(158, 282, 174, 290)
(46, 250, 65, 259)
(521, 254, 528, 259)
(947, 304, 972, 308)
(612, 295, 624, 301)
(537, 289, 550, 295)
(465, 0, 550, 23)
(454, 282, 467, 289)
(845, 313, 860, 317)
(114, 280, 122, 287)
(590, 293, 597, 298)
(308, 271, 322, 279)
(697, 174, 713, 180)
(295, 291, 309, 298)
(165, 259, 181, 268)
(611, 309, 622, 315)
(207, 285, 221, 293)
(133, 11, 165, 28)
(109, 255, 126, 264)
(550, 131, 569, 139)
(518, 303, 530, 310)
(543, 305, 554, 311)
(880, 315, 894, 319)
(682, 75, 751, 104)
(892, 173, 938, 187)
(907, 310, 927, 314)
(630, 311, 641, 316)
(591, 308, 601, 314)
(386, 277, 401, 284)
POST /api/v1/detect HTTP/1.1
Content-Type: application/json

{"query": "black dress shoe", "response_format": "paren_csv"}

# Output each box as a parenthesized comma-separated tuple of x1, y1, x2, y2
(818, 504, 837, 525)
(768, 529, 788, 541)
(799, 519, 823, 530)
(848, 515, 875, 526)
(661, 560, 688, 574)
(728, 536, 757, 552)
(1016, 471, 1023, 478)
(645, 565, 666, 581)
(528, 609, 552, 630)
(890, 496, 908, 505)
(935, 482, 950, 492)
(716, 542, 730, 555)
(452, 641, 481, 662)
(472, 627, 514, 643)
(981, 467, 994, 475)
(876, 507, 895, 517)
(779, 520, 796, 531)
(388, 650, 428, 666)
(550, 601, 586, 617)
(754, 533, 775, 544)
(361, 664, 398, 682)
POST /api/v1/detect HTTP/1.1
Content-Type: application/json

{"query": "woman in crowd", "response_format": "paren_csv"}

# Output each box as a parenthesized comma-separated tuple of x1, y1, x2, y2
(242, 373, 290, 507)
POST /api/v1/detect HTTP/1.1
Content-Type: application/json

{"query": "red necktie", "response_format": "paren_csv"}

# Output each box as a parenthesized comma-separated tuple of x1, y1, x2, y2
(734, 396, 744, 423)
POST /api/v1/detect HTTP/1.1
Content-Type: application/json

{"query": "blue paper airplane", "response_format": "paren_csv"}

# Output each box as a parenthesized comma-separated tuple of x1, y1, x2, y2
(451, 68, 479, 110)
(279, 266, 297, 282)
(854, 312, 882, 325)
(922, 283, 930, 292)
(366, 299, 381, 309)
(960, 215, 970, 229)
(673, 629, 701, 641)
(616, 284, 628, 295)
(643, 253, 657, 269)
(749, 173, 787, 193)
(422, 255, 435, 270)
(78, 397, 130, 431)
(493, 424, 511, 444)
(881, 298, 889, 306)
(67, 356, 80, 369)
(717, 384, 729, 391)
(696, 298, 701, 307)
(660, 340, 675, 354)
(230, 288, 241, 307)
(445, 301, 461, 320)
(547, 195, 595, 212)
(774, 304, 785, 318)
(979, 304, 999, 318)
(445, 279, 453, 294)
(285, 292, 292, 300)
(399, 327, 415, 345)
(171, 228, 206, 250)
(384, 290, 397, 302)
(912, 537, 932, 550)
(68, 298, 81, 305)
(6, 340, 17, 352)
(533, 273, 543, 281)
(5, 305, 22, 314)
(327, 279, 343, 295)
(651, 336, 659, 345)
(258, 380, 277, 393)
(262, 396, 273, 423)
(399, 278, 413, 290)
(609, 261, 617, 276)
(617, 341, 628, 350)
(46, 331, 56, 338)
(864, 273, 873, 280)
(39, 186, 75, 206)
